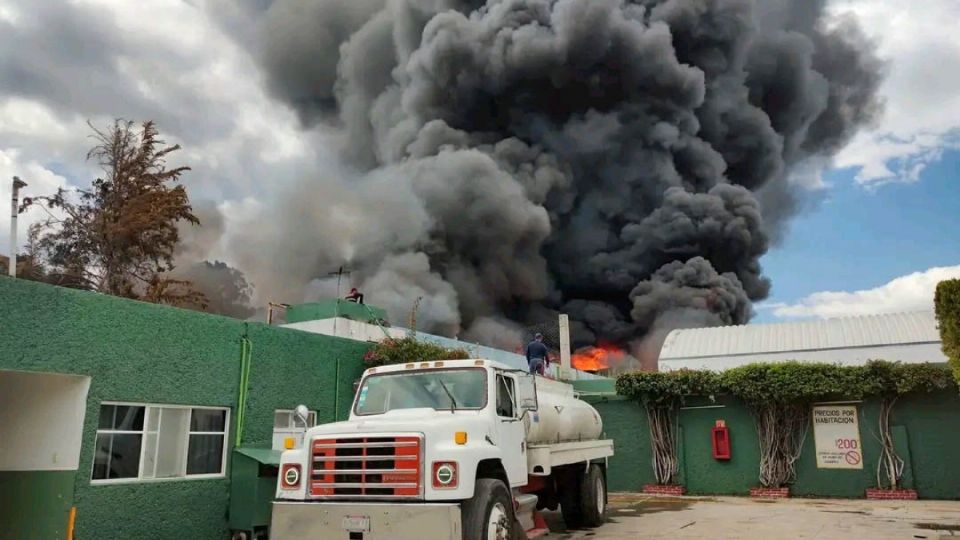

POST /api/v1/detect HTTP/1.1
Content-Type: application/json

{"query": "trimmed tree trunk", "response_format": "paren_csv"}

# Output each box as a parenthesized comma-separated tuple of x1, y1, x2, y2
(876, 396, 905, 490)
(646, 405, 680, 485)
(754, 404, 810, 488)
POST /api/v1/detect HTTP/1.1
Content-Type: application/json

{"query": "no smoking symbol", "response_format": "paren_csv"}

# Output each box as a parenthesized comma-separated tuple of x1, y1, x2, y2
(845, 451, 861, 465)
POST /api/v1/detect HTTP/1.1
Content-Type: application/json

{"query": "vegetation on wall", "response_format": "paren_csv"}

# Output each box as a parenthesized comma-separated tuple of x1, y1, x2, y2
(616, 370, 719, 485)
(935, 279, 960, 383)
(862, 361, 954, 490)
(617, 361, 956, 490)
(363, 337, 471, 367)
(720, 363, 871, 488)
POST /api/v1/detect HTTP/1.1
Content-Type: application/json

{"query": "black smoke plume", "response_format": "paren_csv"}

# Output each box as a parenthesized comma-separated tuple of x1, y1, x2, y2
(238, 0, 884, 350)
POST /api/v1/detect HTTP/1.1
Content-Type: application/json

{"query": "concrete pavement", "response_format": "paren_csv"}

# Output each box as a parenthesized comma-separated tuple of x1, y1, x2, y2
(544, 493, 960, 539)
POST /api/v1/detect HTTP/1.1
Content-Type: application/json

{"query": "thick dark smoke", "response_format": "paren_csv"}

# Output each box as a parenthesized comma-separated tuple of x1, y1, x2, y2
(231, 0, 884, 351)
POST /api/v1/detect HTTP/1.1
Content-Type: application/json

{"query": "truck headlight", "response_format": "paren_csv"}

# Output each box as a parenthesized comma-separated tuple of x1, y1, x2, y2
(281, 464, 301, 490)
(432, 461, 458, 489)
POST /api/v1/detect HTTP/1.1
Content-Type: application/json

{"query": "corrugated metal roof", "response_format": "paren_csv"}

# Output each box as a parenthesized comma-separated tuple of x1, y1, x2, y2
(659, 311, 941, 359)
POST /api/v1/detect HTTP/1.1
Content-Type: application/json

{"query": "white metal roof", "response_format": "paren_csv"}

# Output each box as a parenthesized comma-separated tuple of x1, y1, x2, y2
(659, 311, 942, 360)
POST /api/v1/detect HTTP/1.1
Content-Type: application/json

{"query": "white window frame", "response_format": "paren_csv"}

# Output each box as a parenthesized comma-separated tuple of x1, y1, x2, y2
(273, 408, 318, 430)
(91, 401, 230, 485)
(272, 408, 318, 450)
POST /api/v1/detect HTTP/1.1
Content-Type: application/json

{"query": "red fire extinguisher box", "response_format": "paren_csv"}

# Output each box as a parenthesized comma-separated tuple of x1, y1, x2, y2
(712, 420, 731, 460)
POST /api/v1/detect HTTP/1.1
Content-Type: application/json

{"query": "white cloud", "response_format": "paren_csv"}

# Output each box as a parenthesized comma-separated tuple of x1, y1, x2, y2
(770, 264, 960, 319)
(828, 0, 960, 185)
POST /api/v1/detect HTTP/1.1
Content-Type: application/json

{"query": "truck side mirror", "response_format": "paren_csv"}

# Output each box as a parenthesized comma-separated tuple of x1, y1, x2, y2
(516, 374, 538, 412)
(293, 404, 310, 428)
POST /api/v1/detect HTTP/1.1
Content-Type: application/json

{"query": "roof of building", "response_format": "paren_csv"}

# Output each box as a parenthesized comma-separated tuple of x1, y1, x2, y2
(659, 311, 941, 360)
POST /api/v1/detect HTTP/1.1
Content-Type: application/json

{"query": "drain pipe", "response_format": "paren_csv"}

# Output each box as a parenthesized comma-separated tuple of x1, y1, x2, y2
(9, 176, 27, 277)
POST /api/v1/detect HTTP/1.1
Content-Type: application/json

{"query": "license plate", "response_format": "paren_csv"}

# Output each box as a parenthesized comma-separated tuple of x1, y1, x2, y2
(342, 516, 370, 532)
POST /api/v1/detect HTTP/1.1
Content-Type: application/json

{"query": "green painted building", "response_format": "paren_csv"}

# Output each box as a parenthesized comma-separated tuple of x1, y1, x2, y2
(0, 277, 371, 540)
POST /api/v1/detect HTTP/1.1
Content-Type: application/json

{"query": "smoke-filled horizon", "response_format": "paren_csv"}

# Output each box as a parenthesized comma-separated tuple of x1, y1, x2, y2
(199, 0, 885, 352)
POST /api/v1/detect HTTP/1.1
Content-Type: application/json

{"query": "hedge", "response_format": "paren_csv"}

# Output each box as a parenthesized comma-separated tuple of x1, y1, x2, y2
(935, 279, 960, 384)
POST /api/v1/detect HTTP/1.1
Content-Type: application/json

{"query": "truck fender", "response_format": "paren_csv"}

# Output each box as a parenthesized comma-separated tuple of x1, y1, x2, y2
(459, 448, 507, 498)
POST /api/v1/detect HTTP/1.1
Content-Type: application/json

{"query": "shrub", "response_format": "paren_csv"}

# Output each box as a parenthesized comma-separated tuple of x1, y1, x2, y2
(935, 279, 960, 383)
(362, 336, 471, 367)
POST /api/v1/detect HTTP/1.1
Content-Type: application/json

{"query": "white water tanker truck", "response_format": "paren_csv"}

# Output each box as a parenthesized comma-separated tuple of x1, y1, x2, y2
(271, 358, 614, 540)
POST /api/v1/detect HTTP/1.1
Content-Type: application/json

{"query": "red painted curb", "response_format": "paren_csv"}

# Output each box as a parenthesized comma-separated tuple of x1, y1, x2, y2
(865, 488, 918, 500)
(750, 487, 790, 499)
(642, 484, 687, 496)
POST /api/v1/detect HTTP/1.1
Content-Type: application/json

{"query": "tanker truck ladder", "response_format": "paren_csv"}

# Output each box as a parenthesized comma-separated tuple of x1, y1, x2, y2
(527, 439, 614, 476)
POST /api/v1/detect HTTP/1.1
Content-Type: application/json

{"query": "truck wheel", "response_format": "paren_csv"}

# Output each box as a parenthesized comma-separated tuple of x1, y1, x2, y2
(559, 469, 584, 529)
(462, 478, 516, 540)
(578, 464, 607, 528)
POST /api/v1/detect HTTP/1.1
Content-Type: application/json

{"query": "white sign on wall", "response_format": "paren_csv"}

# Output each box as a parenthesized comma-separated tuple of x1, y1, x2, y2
(812, 404, 863, 469)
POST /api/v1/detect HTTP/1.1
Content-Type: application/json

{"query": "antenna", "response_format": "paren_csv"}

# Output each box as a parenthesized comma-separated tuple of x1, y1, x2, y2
(328, 266, 353, 298)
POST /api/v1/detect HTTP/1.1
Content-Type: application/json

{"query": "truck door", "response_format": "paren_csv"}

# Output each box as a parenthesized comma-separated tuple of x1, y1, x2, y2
(495, 372, 527, 484)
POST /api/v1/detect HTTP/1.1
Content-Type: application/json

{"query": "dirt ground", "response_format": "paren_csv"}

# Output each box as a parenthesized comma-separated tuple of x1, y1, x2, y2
(543, 493, 960, 539)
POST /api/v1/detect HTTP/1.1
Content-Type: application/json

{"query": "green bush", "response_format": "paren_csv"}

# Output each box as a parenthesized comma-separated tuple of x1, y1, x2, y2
(720, 362, 873, 406)
(615, 369, 719, 406)
(935, 279, 960, 384)
(363, 337, 471, 367)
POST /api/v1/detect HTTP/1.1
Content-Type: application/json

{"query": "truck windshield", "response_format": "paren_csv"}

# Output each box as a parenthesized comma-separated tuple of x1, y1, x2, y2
(354, 368, 487, 416)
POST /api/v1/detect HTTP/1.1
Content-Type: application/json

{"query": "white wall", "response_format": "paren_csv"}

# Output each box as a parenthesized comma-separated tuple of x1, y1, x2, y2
(659, 342, 948, 372)
(283, 318, 406, 342)
(281, 318, 606, 381)
(0, 370, 91, 471)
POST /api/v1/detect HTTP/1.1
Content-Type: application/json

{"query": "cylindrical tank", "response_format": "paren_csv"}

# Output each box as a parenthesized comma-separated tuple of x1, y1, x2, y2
(522, 377, 603, 444)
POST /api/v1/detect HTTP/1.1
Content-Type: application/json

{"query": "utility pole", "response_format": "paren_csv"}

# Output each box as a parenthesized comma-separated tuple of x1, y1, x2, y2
(558, 314, 571, 380)
(328, 266, 352, 337)
(9, 176, 27, 278)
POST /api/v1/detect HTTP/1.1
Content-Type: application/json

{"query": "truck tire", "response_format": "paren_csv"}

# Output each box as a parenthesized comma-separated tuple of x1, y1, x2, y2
(462, 478, 516, 540)
(559, 469, 584, 529)
(578, 464, 607, 528)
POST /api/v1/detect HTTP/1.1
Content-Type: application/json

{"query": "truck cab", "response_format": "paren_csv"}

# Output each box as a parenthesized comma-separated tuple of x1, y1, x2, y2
(272, 359, 613, 540)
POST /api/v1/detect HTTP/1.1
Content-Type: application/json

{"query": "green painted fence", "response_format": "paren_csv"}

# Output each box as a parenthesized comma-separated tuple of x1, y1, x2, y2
(577, 380, 960, 499)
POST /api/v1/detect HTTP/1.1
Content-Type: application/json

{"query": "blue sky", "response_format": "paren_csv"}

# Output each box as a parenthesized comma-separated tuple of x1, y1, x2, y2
(755, 148, 960, 323)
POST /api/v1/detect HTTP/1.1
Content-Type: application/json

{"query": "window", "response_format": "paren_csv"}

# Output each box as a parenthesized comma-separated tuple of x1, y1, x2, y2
(496, 375, 515, 418)
(273, 409, 317, 430)
(92, 403, 229, 483)
(354, 368, 487, 416)
(272, 409, 317, 450)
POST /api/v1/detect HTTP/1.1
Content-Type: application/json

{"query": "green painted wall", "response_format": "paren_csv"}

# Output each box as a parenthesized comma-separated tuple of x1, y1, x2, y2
(589, 397, 655, 491)
(576, 380, 960, 499)
(0, 277, 373, 539)
(0, 471, 75, 540)
(285, 299, 387, 324)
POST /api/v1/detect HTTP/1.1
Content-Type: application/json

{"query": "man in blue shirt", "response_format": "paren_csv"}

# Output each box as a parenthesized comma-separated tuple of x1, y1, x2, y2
(526, 333, 549, 375)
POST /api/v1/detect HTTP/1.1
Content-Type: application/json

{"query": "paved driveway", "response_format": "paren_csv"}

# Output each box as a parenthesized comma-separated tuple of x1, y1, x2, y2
(544, 493, 960, 539)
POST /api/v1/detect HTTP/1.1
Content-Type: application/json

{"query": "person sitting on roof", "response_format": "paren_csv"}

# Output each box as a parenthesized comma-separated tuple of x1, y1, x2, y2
(345, 287, 364, 304)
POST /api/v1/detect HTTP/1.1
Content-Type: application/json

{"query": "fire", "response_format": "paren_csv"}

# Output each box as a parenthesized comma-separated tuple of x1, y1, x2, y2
(572, 344, 625, 372)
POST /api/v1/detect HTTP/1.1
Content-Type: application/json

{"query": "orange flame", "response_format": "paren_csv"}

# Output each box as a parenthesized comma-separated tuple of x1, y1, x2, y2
(572, 344, 625, 372)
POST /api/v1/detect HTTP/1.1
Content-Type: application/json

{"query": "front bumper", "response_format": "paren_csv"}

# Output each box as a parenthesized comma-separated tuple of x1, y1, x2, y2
(271, 501, 462, 540)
